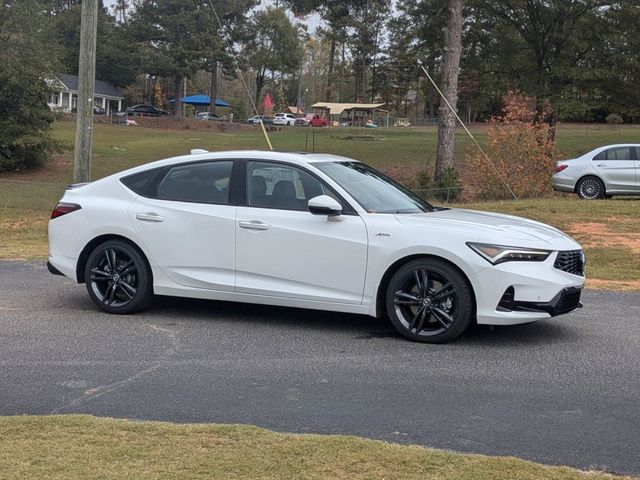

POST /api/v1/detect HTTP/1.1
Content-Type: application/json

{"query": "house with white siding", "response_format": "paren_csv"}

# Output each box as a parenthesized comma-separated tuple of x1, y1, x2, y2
(47, 74, 124, 114)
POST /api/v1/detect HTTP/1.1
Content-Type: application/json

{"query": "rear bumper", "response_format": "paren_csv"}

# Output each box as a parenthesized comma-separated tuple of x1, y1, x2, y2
(47, 261, 64, 276)
(551, 176, 576, 193)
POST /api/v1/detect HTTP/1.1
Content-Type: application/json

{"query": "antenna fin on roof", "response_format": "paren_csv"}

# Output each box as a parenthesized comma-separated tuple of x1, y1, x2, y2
(190, 149, 209, 155)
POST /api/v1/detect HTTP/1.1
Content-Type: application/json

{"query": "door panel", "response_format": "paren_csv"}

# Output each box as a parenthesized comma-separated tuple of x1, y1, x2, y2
(129, 197, 236, 291)
(235, 207, 368, 304)
(128, 160, 237, 291)
(235, 160, 368, 304)
(592, 147, 636, 192)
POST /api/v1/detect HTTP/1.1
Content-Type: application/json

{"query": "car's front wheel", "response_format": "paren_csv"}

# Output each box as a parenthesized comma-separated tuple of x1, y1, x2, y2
(84, 240, 153, 314)
(576, 176, 605, 199)
(385, 258, 473, 343)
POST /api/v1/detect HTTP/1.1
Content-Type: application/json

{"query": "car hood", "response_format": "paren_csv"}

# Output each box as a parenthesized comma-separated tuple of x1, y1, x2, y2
(395, 208, 578, 248)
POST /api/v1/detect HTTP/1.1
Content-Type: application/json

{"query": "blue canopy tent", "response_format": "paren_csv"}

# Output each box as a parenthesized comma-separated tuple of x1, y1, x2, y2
(180, 94, 231, 107)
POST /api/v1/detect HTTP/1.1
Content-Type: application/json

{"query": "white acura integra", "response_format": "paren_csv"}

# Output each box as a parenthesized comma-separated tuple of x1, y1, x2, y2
(48, 150, 585, 343)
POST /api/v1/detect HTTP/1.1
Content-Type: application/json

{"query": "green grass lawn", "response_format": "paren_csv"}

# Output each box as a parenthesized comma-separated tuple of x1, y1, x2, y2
(1, 120, 638, 288)
(0, 415, 635, 480)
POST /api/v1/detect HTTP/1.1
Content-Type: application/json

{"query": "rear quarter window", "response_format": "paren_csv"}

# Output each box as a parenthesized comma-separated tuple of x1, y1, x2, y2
(120, 168, 164, 197)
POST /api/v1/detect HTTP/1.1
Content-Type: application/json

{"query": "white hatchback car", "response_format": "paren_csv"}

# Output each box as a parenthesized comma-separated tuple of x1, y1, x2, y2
(48, 151, 585, 343)
(272, 113, 297, 126)
(552, 144, 640, 199)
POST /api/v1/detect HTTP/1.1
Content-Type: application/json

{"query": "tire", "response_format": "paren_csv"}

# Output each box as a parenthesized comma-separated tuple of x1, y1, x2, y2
(385, 258, 474, 343)
(84, 240, 153, 314)
(576, 176, 605, 199)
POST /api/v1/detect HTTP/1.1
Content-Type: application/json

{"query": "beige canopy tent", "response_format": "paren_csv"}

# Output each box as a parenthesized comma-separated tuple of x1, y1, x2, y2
(311, 102, 389, 127)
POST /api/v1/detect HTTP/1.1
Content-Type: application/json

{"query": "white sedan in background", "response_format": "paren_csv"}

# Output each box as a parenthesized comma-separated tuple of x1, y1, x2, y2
(552, 144, 640, 199)
(48, 151, 585, 343)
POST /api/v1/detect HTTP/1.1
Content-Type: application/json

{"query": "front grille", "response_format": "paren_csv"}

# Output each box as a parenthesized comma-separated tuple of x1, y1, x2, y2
(554, 250, 584, 276)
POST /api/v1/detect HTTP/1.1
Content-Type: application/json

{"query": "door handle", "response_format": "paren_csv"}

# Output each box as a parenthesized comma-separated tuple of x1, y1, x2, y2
(596, 163, 606, 167)
(135, 213, 164, 222)
(239, 220, 270, 231)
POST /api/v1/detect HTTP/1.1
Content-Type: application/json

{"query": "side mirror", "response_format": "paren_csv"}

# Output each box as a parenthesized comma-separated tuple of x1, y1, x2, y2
(308, 195, 342, 216)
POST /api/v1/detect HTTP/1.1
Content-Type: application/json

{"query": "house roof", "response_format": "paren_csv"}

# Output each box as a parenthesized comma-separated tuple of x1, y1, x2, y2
(311, 102, 386, 115)
(284, 105, 305, 114)
(58, 74, 124, 99)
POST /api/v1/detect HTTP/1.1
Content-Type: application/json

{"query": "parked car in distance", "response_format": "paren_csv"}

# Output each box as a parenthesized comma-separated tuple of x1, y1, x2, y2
(273, 113, 297, 126)
(195, 112, 220, 121)
(552, 144, 640, 199)
(247, 115, 273, 125)
(127, 104, 169, 117)
(294, 114, 313, 127)
(48, 150, 585, 344)
(295, 114, 330, 127)
(71, 106, 107, 115)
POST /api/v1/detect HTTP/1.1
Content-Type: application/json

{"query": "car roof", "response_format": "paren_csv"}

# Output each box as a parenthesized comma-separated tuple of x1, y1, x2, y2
(115, 151, 359, 178)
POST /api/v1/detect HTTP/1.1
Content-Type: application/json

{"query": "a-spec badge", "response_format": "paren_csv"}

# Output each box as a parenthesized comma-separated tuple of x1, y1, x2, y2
(375, 232, 391, 237)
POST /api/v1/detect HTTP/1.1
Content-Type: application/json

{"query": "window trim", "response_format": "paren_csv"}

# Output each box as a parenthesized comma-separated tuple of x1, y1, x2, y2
(239, 159, 358, 215)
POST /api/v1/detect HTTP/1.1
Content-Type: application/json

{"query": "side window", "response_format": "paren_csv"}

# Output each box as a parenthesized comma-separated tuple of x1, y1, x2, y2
(247, 161, 333, 211)
(595, 147, 632, 161)
(157, 161, 233, 205)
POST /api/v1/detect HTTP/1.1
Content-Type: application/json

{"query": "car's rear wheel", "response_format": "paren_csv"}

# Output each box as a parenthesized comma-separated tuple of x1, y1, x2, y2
(385, 259, 473, 343)
(576, 176, 605, 199)
(84, 240, 153, 314)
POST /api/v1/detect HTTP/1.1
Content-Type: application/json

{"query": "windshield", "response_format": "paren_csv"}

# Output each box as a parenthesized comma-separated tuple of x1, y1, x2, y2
(315, 161, 435, 213)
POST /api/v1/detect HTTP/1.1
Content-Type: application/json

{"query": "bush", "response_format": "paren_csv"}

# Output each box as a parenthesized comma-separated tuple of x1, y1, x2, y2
(465, 92, 557, 200)
(0, 69, 60, 172)
(605, 113, 623, 125)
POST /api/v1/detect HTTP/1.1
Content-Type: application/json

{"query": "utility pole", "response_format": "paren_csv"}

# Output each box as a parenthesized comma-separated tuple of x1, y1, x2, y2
(73, 0, 98, 183)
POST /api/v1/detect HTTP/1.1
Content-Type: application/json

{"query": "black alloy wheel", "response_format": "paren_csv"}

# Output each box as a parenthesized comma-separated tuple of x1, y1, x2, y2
(576, 176, 605, 199)
(84, 240, 153, 314)
(386, 259, 473, 343)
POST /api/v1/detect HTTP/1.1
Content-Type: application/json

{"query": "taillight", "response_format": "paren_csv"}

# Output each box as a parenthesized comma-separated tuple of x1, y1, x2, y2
(51, 202, 81, 219)
(554, 164, 568, 174)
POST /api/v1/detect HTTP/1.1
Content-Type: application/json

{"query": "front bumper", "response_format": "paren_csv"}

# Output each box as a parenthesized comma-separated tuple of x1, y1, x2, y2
(498, 286, 582, 317)
(471, 252, 585, 325)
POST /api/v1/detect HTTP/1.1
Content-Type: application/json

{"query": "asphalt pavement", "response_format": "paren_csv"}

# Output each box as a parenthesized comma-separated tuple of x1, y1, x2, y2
(1, 261, 639, 475)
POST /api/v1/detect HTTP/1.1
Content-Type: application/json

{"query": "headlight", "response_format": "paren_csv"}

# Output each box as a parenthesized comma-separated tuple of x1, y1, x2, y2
(466, 242, 551, 265)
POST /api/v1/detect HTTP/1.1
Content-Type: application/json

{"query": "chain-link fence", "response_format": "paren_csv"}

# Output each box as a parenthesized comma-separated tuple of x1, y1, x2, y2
(413, 186, 464, 203)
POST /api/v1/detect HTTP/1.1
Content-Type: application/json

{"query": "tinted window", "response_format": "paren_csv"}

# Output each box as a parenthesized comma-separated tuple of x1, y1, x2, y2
(247, 161, 335, 211)
(157, 161, 233, 204)
(121, 168, 163, 197)
(593, 147, 633, 161)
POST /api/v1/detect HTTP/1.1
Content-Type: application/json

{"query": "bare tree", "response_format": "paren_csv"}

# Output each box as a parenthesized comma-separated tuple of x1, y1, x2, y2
(434, 0, 463, 182)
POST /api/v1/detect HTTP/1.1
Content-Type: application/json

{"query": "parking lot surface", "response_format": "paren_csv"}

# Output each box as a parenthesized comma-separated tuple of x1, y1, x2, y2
(1, 261, 639, 475)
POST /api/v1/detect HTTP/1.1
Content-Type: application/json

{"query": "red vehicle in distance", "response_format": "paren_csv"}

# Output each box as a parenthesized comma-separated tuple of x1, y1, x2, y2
(294, 114, 330, 127)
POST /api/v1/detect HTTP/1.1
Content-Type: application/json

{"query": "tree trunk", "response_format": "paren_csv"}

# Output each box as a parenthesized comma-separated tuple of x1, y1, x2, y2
(209, 63, 218, 115)
(325, 32, 336, 102)
(174, 76, 182, 117)
(434, 0, 463, 182)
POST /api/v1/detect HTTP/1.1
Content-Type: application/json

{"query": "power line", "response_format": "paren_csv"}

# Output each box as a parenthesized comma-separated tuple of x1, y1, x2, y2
(206, 0, 273, 151)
